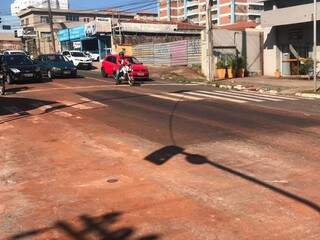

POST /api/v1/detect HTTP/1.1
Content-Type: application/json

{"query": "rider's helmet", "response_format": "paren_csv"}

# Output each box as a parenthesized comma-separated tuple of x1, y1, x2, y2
(119, 49, 126, 58)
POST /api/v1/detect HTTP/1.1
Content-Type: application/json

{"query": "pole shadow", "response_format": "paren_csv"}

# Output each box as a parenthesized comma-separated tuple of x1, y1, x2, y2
(145, 145, 320, 214)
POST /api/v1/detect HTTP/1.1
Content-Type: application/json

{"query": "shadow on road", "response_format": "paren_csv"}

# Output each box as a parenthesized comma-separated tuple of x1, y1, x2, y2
(0, 96, 57, 117)
(145, 145, 320, 214)
(9, 212, 159, 240)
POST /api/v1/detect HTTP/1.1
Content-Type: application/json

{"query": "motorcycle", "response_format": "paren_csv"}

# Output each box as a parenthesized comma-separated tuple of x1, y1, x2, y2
(116, 64, 135, 86)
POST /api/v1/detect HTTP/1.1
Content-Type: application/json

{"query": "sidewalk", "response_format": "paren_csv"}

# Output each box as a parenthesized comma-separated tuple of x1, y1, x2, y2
(215, 76, 315, 95)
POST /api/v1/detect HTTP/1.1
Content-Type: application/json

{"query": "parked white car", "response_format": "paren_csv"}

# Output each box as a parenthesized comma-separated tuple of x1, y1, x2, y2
(62, 50, 92, 69)
(84, 51, 100, 61)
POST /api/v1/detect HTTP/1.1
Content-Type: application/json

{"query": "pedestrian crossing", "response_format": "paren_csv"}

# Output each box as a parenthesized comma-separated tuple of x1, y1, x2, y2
(0, 90, 299, 121)
(146, 90, 298, 104)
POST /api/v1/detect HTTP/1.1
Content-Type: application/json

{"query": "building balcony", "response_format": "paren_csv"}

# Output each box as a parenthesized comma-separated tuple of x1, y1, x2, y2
(186, 0, 199, 8)
(247, 9, 262, 15)
(187, 10, 199, 17)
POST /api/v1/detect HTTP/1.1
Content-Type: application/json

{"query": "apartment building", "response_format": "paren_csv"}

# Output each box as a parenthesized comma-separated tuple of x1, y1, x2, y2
(159, 0, 263, 26)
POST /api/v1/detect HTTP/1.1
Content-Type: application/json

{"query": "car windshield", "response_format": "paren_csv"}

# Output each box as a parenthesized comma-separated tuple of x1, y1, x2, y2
(47, 55, 66, 62)
(71, 52, 85, 57)
(4, 55, 33, 65)
(126, 57, 140, 64)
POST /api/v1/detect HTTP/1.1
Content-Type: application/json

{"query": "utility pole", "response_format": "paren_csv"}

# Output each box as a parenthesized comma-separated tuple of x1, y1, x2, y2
(206, 0, 213, 81)
(48, 0, 56, 52)
(313, 0, 317, 92)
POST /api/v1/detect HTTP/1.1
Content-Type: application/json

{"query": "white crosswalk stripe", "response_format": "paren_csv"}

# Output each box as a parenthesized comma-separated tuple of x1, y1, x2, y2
(147, 90, 298, 104)
(149, 93, 182, 102)
(229, 90, 297, 101)
(166, 92, 204, 101)
(186, 91, 247, 103)
(196, 90, 264, 102)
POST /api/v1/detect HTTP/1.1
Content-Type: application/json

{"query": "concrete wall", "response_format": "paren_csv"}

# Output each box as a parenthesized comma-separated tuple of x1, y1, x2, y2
(201, 29, 263, 78)
(263, 27, 280, 76)
(262, 2, 320, 27)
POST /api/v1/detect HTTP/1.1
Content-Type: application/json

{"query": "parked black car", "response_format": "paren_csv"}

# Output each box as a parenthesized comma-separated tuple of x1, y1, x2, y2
(0, 54, 42, 84)
(34, 54, 77, 79)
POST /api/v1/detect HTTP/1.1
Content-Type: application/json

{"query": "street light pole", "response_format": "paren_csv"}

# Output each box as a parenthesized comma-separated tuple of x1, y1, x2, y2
(206, 0, 213, 82)
(313, 0, 317, 92)
(48, 0, 56, 53)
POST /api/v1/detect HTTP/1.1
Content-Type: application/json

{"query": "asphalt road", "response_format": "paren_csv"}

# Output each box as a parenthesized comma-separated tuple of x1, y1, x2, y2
(1, 70, 320, 239)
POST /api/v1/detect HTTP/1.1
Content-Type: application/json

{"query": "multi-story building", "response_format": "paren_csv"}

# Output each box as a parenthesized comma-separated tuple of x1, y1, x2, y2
(159, 0, 263, 26)
(261, 0, 319, 76)
(11, 0, 69, 16)
(17, 8, 138, 55)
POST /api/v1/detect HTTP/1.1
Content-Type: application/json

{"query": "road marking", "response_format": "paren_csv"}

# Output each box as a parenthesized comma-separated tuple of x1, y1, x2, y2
(16, 84, 113, 93)
(185, 92, 247, 103)
(216, 90, 282, 102)
(50, 81, 71, 88)
(166, 92, 204, 101)
(80, 97, 107, 107)
(197, 90, 264, 102)
(230, 90, 297, 100)
(149, 93, 182, 102)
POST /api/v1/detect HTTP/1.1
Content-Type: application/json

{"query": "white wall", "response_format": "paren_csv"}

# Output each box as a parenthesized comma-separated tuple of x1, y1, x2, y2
(263, 27, 279, 76)
(11, 0, 69, 16)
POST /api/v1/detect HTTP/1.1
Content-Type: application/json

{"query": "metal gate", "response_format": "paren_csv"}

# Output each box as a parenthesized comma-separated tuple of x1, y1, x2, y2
(132, 39, 201, 66)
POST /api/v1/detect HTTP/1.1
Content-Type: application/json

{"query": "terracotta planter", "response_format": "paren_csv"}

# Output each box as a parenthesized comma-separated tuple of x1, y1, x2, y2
(227, 68, 236, 79)
(216, 68, 226, 79)
(237, 68, 245, 78)
(274, 70, 281, 78)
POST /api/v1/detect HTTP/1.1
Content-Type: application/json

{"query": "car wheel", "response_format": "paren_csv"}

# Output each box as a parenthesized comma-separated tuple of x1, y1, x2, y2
(101, 68, 107, 78)
(6, 74, 13, 84)
(47, 69, 53, 79)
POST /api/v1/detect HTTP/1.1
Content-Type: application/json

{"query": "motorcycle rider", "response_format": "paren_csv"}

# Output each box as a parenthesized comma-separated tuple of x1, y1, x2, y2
(0, 69, 5, 95)
(115, 49, 128, 84)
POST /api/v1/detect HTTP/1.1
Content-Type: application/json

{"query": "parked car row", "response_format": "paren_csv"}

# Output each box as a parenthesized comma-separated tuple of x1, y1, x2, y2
(0, 52, 80, 84)
(0, 49, 150, 84)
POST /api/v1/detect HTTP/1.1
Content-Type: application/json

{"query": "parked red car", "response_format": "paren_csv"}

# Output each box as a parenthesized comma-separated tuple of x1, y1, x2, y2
(101, 54, 149, 80)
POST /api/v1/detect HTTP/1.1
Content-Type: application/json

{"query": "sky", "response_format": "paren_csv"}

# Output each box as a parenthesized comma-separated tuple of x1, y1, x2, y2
(0, 0, 142, 15)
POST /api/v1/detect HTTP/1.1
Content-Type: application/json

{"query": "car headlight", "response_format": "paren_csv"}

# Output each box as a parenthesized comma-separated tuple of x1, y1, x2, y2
(10, 68, 20, 74)
(52, 67, 61, 71)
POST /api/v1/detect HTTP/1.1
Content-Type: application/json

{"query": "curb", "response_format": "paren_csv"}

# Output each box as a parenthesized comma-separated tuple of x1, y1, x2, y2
(295, 93, 320, 99)
(209, 83, 281, 95)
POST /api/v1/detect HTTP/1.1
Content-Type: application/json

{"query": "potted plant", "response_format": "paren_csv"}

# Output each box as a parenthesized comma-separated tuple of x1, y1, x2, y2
(299, 58, 313, 76)
(226, 57, 236, 79)
(216, 59, 226, 79)
(274, 69, 281, 78)
(237, 56, 246, 78)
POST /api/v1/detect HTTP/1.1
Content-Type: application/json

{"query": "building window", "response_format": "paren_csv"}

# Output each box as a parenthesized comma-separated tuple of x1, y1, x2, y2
(21, 19, 24, 26)
(25, 18, 29, 26)
(66, 15, 80, 21)
(40, 16, 49, 23)
(83, 17, 90, 22)
(2, 25, 11, 30)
